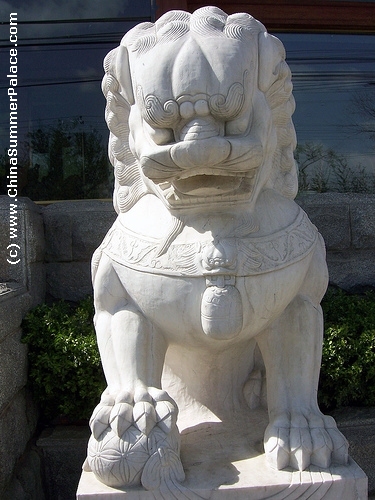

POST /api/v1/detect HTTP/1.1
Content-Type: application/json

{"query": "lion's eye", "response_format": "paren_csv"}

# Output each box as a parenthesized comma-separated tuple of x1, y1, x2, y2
(144, 122, 174, 145)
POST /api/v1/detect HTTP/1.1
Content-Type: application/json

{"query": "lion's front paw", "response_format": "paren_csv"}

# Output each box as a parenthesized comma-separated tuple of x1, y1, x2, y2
(89, 386, 178, 439)
(87, 387, 181, 488)
(264, 410, 348, 471)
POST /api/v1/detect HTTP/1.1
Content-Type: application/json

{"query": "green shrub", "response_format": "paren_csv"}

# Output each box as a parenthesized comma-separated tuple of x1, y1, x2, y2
(22, 296, 105, 422)
(319, 288, 375, 410)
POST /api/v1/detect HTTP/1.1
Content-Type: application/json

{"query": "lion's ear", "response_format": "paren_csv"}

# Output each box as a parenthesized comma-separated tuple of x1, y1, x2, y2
(116, 45, 135, 105)
(258, 32, 286, 93)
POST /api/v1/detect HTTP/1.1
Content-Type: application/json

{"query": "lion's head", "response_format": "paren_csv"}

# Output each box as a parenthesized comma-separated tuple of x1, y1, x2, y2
(102, 6, 297, 215)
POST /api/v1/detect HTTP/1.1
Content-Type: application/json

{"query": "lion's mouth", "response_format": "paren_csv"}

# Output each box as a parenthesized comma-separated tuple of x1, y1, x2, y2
(172, 174, 243, 196)
(152, 168, 258, 209)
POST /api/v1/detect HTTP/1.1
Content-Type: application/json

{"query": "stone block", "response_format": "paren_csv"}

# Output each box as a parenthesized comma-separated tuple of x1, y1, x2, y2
(0, 390, 37, 493)
(327, 249, 375, 292)
(43, 201, 115, 263)
(351, 199, 375, 249)
(71, 209, 116, 262)
(0, 328, 28, 412)
(0, 197, 45, 299)
(43, 208, 73, 262)
(27, 261, 46, 308)
(0, 199, 26, 284)
(334, 407, 375, 495)
(306, 204, 350, 250)
(78, 462, 367, 499)
(37, 425, 90, 500)
(24, 202, 45, 264)
(0, 203, 11, 281)
(3, 448, 45, 500)
(0, 287, 30, 342)
(77, 412, 367, 499)
(46, 261, 92, 301)
(297, 193, 351, 250)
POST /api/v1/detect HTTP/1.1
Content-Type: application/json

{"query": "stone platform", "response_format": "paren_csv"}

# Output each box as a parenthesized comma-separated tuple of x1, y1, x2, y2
(77, 410, 368, 499)
(77, 460, 367, 499)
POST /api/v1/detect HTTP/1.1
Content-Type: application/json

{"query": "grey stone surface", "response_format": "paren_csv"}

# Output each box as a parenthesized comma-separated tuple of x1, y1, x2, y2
(0, 390, 38, 493)
(32, 414, 374, 500)
(0, 204, 11, 280)
(37, 425, 90, 500)
(0, 287, 30, 342)
(295, 193, 375, 291)
(3, 448, 45, 500)
(44, 209, 73, 262)
(43, 200, 115, 263)
(0, 196, 45, 306)
(43, 201, 115, 300)
(0, 201, 43, 499)
(0, 198, 26, 286)
(71, 209, 115, 261)
(27, 261, 46, 308)
(351, 200, 375, 249)
(0, 328, 28, 412)
(333, 407, 375, 494)
(46, 261, 92, 301)
(327, 249, 375, 291)
(24, 201, 45, 264)
(298, 200, 351, 250)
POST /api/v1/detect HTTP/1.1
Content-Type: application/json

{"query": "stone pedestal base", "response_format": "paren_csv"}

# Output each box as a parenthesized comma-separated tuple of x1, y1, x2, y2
(77, 459, 367, 499)
(77, 410, 368, 500)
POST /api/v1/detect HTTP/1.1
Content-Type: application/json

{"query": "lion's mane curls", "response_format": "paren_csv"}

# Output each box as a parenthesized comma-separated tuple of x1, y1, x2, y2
(102, 48, 147, 214)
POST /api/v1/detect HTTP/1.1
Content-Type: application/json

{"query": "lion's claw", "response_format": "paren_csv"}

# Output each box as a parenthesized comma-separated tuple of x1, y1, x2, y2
(327, 426, 349, 464)
(290, 426, 313, 471)
(133, 401, 157, 435)
(89, 387, 178, 438)
(109, 402, 133, 435)
(89, 401, 112, 439)
(155, 400, 178, 434)
(264, 425, 290, 470)
(310, 427, 333, 468)
(264, 410, 348, 471)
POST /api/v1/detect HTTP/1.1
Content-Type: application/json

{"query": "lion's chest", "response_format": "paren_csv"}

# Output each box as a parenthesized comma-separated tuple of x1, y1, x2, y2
(100, 210, 318, 343)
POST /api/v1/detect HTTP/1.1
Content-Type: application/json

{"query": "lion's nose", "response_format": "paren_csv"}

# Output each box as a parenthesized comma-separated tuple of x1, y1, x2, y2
(179, 117, 220, 142)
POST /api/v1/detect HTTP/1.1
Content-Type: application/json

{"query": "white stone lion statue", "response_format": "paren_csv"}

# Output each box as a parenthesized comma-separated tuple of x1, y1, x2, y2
(84, 6, 348, 494)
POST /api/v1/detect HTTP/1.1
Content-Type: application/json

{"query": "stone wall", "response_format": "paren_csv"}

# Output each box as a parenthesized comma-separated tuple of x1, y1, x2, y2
(43, 200, 116, 302)
(297, 193, 375, 292)
(0, 197, 45, 498)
